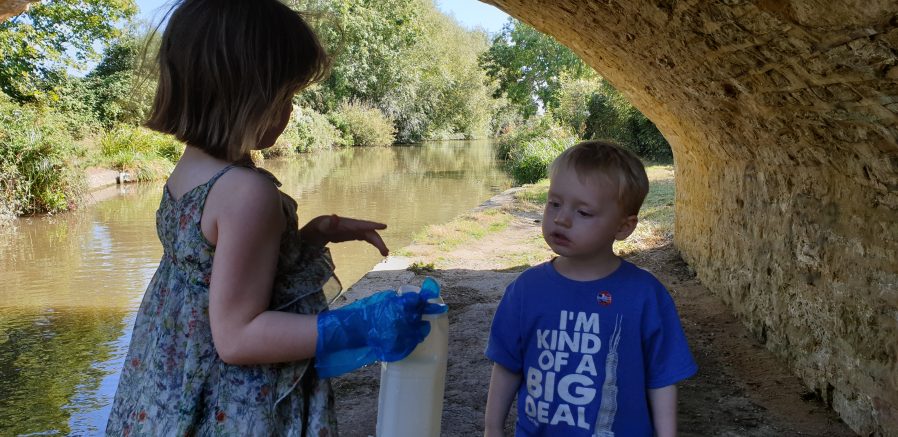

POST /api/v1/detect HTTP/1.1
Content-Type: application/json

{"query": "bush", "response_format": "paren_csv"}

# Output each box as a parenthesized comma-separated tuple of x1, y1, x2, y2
(270, 106, 347, 157)
(0, 98, 85, 218)
(508, 135, 577, 184)
(489, 96, 524, 138)
(551, 74, 600, 138)
(38, 33, 154, 133)
(261, 136, 296, 159)
(42, 75, 102, 138)
(98, 126, 183, 181)
(497, 117, 577, 184)
(333, 102, 395, 147)
(326, 112, 354, 147)
(496, 116, 561, 161)
(302, 108, 347, 151)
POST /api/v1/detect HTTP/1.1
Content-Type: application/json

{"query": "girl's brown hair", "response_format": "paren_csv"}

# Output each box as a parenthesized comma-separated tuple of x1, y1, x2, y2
(146, 0, 329, 161)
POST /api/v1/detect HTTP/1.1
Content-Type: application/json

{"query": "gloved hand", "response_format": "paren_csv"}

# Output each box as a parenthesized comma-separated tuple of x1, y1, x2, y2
(315, 277, 448, 378)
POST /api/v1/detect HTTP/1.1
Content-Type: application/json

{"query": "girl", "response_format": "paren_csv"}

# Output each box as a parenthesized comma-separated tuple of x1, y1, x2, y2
(106, 1, 440, 435)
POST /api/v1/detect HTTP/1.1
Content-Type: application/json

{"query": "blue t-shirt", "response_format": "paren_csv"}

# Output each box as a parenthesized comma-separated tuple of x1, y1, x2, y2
(486, 260, 697, 436)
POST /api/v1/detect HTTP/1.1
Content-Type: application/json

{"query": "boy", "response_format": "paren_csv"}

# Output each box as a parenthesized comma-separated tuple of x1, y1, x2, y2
(484, 140, 697, 436)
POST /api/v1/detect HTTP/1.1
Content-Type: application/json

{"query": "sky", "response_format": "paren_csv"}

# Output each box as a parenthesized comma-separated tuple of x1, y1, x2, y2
(133, 0, 510, 34)
(434, 0, 509, 34)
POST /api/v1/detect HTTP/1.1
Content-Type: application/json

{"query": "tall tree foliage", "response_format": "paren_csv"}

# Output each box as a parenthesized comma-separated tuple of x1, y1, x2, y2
(552, 74, 672, 161)
(38, 25, 158, 134)
(480, 19, 590, 119)
(0, 0, 137, 102)
(83, 29, 157, 128)
(584, 81, 671, 161)
(291, 0, 422, 110)
(291, 0, 496, 142)
(416, 7, 494, 139)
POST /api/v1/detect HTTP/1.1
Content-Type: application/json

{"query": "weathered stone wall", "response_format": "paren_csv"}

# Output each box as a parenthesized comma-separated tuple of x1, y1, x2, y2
(481, 0, 898, 434)
(0, 0, 30, 21)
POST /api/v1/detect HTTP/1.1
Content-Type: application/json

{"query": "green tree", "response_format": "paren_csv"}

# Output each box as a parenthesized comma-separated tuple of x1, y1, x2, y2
(292, 0, 422, 109)
(584, 79, 671, 161)
(551, 72, 601, 138)
(291, 0, 499, 143)
(480, 19, 590, 119)
(414, 4, 495, 139)
(291, 0, 425, 141)
(83, 29, 157, 127)
(0, 0, 137, 102)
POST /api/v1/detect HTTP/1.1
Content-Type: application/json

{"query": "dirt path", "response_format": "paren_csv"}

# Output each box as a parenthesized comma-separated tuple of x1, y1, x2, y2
(330, 195, 855, 436)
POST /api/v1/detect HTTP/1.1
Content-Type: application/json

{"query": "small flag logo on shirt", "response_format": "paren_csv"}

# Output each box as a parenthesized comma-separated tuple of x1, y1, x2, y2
(597, 291, 613, 306)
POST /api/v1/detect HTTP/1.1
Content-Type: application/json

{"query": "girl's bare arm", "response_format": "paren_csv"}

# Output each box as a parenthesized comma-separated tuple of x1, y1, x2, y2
(206, 170, 319, 365)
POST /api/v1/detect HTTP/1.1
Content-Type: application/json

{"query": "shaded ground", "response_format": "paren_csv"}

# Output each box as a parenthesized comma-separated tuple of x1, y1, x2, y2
(331, 195, 855, 436)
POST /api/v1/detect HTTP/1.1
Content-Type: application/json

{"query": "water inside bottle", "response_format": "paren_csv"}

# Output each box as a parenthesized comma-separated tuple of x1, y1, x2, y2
(375, 284, 449, 437)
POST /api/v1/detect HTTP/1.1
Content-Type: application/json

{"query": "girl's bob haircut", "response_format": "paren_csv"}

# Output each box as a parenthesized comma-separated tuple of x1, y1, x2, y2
(146, 0, 329, 161)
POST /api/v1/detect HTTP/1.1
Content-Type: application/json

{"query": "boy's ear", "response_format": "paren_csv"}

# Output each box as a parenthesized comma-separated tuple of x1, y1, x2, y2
(615, 214, 639, 241)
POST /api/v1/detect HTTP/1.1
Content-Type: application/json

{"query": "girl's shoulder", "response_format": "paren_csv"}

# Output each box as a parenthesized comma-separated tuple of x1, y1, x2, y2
(202, 165, 286, 244)
(212, 166, 282, 204)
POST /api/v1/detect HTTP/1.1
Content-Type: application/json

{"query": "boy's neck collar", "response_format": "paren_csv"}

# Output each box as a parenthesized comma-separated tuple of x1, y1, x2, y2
(551, 255, 622, 282)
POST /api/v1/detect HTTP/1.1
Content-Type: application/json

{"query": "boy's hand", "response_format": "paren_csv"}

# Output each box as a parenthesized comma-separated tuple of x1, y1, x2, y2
(300, 214, 389, 256)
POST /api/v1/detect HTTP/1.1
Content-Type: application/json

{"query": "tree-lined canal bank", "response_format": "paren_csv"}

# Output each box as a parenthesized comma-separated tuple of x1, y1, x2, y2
(0, 140, 511, 436)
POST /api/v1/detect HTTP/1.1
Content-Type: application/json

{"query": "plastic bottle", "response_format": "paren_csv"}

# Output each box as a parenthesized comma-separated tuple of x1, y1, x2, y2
(375, 283, 449, 437)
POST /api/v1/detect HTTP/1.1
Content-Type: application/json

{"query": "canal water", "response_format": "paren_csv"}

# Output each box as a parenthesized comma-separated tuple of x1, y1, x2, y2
(0, 140, 511, 436)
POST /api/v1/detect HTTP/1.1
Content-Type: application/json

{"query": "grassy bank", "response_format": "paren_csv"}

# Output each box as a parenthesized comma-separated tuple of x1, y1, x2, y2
(398, 164, 675, 269)
(88, 126, 184, 182)
(0, 100, 401, 222)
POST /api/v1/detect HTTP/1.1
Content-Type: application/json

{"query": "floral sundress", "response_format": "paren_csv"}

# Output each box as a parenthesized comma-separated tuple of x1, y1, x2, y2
(106, 164, 341, 436)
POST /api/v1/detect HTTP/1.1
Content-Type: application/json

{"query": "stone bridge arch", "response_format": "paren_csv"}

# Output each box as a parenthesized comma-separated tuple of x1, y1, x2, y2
(480, 0, 897, 434)
(0, 0, 29, 20)
(1, 0, 895, 434)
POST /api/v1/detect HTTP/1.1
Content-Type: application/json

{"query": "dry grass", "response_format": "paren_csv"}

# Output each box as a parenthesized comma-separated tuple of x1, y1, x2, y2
(395, 208, 511, 257)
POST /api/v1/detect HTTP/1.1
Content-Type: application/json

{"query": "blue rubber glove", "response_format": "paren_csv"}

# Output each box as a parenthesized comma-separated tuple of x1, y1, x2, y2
(315, 277, 448, 378)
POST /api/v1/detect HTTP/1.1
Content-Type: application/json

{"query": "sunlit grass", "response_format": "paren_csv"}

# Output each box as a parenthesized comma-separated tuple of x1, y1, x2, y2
(514, 180, 550, 208)
(617, 164, 675, 255)
(396, 208, 511, 255)
(88, 126, 185, 182)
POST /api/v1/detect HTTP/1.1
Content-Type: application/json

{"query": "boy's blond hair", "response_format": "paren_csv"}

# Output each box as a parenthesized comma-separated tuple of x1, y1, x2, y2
(549, 140, 650, 216)
(146, 0, 329, 161)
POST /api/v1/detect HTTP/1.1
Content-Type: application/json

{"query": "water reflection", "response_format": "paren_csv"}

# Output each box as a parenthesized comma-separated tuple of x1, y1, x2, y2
(0, 140, 511, 435)
(0, 183, 161, 436)
(0, 309, 129, 436)
(269, 140, 511, 286)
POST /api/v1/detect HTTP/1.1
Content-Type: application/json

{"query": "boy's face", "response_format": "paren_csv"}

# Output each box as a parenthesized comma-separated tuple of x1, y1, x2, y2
(542, 169, 637, 262)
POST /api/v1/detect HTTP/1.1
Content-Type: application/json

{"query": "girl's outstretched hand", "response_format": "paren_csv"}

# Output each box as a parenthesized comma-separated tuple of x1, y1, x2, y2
(300, 214, 389, 256)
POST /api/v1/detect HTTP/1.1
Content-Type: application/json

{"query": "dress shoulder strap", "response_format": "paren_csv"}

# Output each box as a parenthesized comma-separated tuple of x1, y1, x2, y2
(209, 162, 282, 188)
(206, 164, 238, 187)
(190, 164, 239, 215)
